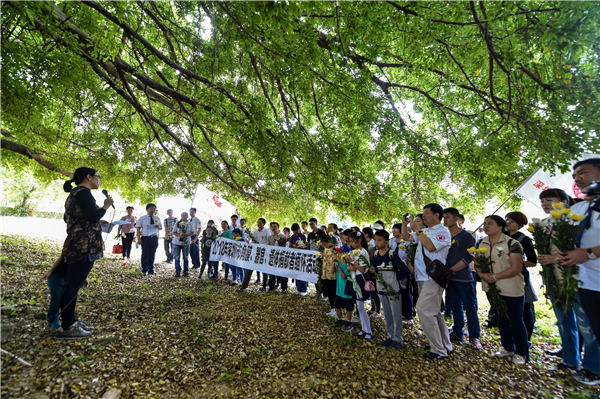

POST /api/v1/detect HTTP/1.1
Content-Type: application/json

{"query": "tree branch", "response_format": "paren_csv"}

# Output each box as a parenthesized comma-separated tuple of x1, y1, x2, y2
(0, 134, 73, 178)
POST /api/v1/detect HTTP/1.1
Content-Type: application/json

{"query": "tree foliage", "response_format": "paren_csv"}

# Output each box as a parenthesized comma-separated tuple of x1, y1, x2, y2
(2, 1, 599, 222)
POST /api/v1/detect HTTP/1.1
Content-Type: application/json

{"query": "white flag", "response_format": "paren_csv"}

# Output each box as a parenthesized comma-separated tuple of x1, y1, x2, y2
(516, 153, 599, 207)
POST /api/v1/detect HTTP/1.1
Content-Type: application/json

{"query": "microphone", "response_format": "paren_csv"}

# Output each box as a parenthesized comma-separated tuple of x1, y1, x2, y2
(101, 189, 115, 208)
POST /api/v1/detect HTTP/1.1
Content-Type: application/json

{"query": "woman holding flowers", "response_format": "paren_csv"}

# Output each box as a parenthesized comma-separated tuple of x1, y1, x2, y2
(504, 211, 538, 345)
(475, 215, 528, 365)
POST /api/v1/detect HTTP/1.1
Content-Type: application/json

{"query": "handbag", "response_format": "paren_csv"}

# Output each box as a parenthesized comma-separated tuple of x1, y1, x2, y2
(112, 243, 123, 254)
(364, 280, 376, 292)
(421, 246, 452, 288)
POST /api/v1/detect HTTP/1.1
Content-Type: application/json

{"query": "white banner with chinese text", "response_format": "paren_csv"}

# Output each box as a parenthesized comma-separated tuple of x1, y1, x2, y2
(209, 238, 319, 283)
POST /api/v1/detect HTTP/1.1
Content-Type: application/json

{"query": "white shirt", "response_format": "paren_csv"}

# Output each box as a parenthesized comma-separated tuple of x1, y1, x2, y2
(172, 220, 193, 246)
(571, 201, 600, 292)
(189, 216, 201, 236)
(136, 214, 162, 236)
(410, 223, 451, 282)
(252, 228, 270, 244)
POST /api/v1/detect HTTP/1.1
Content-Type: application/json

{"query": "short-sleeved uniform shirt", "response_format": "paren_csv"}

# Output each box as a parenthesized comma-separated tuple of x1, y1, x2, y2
(136, 215, 162, 236)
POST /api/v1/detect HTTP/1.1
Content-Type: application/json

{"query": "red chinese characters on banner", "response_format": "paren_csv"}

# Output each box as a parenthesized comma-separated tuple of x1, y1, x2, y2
(532, 180, 549, 190)
(212, 195, 223, 207)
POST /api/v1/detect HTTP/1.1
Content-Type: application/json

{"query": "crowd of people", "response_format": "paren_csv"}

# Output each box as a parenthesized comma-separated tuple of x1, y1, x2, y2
(44, 158, 600, 387)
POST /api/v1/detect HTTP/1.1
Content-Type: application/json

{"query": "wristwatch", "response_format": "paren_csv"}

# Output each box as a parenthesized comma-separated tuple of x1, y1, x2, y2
(586, 248, 598, 260)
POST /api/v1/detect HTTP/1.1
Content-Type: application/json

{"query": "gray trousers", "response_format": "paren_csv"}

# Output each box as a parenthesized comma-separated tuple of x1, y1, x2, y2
(381, 293, 403, 343)
(417, 280, 453, 356)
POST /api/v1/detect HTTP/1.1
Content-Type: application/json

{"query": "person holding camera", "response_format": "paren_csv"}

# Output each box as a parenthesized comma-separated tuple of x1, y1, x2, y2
(401, 203, 452, 360)
(55, 167, 113, 339)
(558, 158, 600, 386)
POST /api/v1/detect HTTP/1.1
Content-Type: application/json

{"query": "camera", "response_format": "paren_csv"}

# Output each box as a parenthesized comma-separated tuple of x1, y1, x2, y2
(587, 180, 600, 212)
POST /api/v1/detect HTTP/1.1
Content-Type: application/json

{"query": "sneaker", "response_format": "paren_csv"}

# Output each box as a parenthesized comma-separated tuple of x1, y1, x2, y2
(512, 355, 527, 365)
(356, 331, 366, 338)
(183, 272, 189, 277)
(175, 272, 181, 277)
(334, 319, 345, 329)
(380, 338, 393, 347)
(326, 309, 337, 317)
(493, 349, 514, 358)
(390, 341, 403, 349)
(574, 369, 600, 386)
(469, 337, 483, 351)
(351, 316, 360, 324)
(55, 323, 92, 340)
(46, 321, 62, 332)
(76, 319, 94, 332)
(122, 259, 128, 265)
(424, 352, 447, 360)
(364, 333, 373, 341)
(236, 287, 246, 293)
(343, 322, 354, 332)
(299, 292, 308, 297)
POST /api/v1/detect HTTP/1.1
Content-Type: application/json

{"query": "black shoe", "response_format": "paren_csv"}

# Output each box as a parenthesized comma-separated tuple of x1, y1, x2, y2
(390, 341, 403, 349)
(545, 348, 563, 357)
(236, 287, 246, 293)
(334, 320, 345, 329)
(574, 369, 600, 386)
(191, 265, 200, 269)
(380, 338, 393, 347)
(424, 352, 448, 360)
(175, 272, 181, 277)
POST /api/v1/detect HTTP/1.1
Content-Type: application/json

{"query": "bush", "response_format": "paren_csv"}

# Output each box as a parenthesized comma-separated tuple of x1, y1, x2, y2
(0, 207, 62, 219)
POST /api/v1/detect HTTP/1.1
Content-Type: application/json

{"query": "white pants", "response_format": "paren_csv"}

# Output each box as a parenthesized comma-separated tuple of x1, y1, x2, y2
(356, 300, 372, 334)
(417, 280, 453, 356)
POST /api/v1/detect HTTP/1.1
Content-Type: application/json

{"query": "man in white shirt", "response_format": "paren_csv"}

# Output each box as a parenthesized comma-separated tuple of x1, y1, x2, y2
(558, 158, 600, 386)
(231, 214, 242, 231)
(402, 203, 452, 360)
(135, 203, 163, 275)
(237, 218, 271, 291)
(252, 218, 270, 285)
(188, 208, 202, 270)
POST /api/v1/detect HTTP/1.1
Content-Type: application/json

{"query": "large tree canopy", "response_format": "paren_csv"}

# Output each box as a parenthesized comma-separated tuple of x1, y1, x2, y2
(2, 1, 599, 222)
